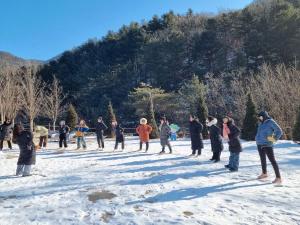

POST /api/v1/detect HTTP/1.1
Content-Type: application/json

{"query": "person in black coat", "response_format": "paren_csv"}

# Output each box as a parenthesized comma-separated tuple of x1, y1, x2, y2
(58, 120, 70, 149)
(207, 116, 223, 162)
(113, 121, 124, 150)
(223, 117, 242, 172)
(0, 118, 13, 150)
(189, 115, 204, 157)
(12, 124, 36, 177)
(95, 116, 108, 150)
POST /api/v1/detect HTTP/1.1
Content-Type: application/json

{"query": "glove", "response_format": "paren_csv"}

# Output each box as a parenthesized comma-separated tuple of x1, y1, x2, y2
(267, 136, 276, 143)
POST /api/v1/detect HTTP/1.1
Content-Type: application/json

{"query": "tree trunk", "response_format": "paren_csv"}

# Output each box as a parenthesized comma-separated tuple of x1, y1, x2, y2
(53, 119, 56, 131)
(30, 118, 34, 132)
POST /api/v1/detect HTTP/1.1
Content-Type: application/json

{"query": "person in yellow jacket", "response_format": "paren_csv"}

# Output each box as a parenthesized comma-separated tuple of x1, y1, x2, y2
(34, 125, 49, 149)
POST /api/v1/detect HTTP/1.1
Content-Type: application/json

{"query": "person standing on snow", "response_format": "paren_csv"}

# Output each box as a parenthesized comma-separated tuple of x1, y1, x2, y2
(58, 120, 70, 149)
(223, 116, 242, 172)
(34, 125, 48, 149)
(113, 121, 125, 151)
(95, 116, 108, 150)
(0, 118, 13, 151)
(189, 115, 203, 157)
(136, 118, 152, 152)
(159, 116, 172, 154)
(256, 111, 283, 184)
(207, 116, 223, 162)
(75, 120, 89, 150)
(13, 124, 36, 177)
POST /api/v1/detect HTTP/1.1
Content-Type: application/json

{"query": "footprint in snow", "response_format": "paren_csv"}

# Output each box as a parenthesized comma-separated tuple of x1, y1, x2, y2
(87, 190, 117, 203)
(183, 211, 194, 217)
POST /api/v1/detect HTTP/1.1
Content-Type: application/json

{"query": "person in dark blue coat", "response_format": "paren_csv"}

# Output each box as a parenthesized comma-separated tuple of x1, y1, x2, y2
(58, 120, 70, 149)
(113, 121, 125, 150)
(256, 111, 283, 184)
(95, 116, 108, 150)
(13, 124, 36, 177)
(189, 115, 203, 157)
(223, 116, 242, 172)
(207, 116, 223, 162)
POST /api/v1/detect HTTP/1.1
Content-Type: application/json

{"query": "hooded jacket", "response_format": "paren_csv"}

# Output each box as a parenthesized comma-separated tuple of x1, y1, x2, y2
(207, 118, 223, 152)
(255, 111, 282, 147)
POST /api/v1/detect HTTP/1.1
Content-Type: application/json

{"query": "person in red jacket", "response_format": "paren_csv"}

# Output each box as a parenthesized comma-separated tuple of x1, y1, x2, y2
(136, 118, 152, 152)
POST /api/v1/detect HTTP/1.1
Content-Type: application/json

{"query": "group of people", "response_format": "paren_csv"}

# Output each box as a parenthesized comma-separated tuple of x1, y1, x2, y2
(2, 110, 283, 184)
(187, 111, 283, 184)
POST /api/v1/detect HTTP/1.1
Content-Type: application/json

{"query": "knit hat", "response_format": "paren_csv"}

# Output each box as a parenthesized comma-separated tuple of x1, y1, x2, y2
(140, 118, 147, 125)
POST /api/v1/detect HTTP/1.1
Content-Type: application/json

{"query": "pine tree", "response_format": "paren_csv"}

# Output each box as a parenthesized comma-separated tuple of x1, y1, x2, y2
(292, 105, 300, 142)
(196, 93, 209, 138)
(106, 101, 116, 138)
(241, 94, 257, 141)
(179, 75, 208, 137)
(66, 104, 78, 130)
(146, 93, 159, 139)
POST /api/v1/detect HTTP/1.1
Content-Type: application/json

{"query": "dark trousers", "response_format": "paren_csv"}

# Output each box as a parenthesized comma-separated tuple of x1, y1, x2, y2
(115, 141, 124, 150)
(192, 148, 202, 155)
(212, 151, 221, 161)
(59, 134, 68, 148)
(140, 142, 149, 151)
(258, 145, 281, 178)
(39, 136, 48, 148)
(0, 140, 12, 150)
(162, 143, 172, 153)
(97, 134, 105, 148)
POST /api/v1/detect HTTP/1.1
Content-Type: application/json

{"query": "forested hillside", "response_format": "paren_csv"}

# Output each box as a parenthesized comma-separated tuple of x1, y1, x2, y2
(0, 51, 42, 68)
(38, 0, 300, 127)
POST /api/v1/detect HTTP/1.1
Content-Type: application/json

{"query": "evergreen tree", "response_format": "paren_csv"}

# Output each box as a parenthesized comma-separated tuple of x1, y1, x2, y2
(146, 93, 159, 139)
(292, 105, 300, 142)
(195, 93, 209, 138)
(66, 104, 78, 130)
(106, 101, 116, 138)
(241, 94, 257, 141)
(179, 75, 208, 137)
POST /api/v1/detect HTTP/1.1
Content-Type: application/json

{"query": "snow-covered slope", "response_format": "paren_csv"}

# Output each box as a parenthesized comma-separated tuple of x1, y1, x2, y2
(0, 137, 299, 225)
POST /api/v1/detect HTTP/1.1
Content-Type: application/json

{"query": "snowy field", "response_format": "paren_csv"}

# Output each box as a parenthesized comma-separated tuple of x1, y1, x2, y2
(0, 137, 300, 225)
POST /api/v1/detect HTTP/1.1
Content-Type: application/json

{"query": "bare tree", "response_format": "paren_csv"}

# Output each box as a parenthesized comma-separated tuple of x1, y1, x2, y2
(20, 66, 46, 132)
(44, 76, 65, 131)
(0, 68, 23, 123)
(205, 64, 300, 137)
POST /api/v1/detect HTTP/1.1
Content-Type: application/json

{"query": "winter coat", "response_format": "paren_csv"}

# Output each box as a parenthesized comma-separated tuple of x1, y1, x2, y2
(159, 123, 171, 146)
(255, 111, 282, 147)
(189, 120, 204, 150)
(95, 121, 108, 136)
(227, 122, 242, 153)
(59, 125, 70, 137)
(75, 126, 89, 137)
(0, 122, 13, 141)
(115, 124, 124, 143)
(136, 124, 152, 142)
(15, 131, 36, 165)
(34, 126, 48, 137)
(209, 124, 223, 153)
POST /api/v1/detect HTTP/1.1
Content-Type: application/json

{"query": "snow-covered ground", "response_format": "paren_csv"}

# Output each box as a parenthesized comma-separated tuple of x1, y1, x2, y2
(0, 137, 299, 225)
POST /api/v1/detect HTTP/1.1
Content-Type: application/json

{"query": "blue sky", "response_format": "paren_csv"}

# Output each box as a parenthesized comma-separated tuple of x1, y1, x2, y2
(0, 0, 253, 60)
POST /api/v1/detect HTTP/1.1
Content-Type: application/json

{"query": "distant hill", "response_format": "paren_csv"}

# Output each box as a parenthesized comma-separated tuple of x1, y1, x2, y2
(0, 51, 43, 68)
